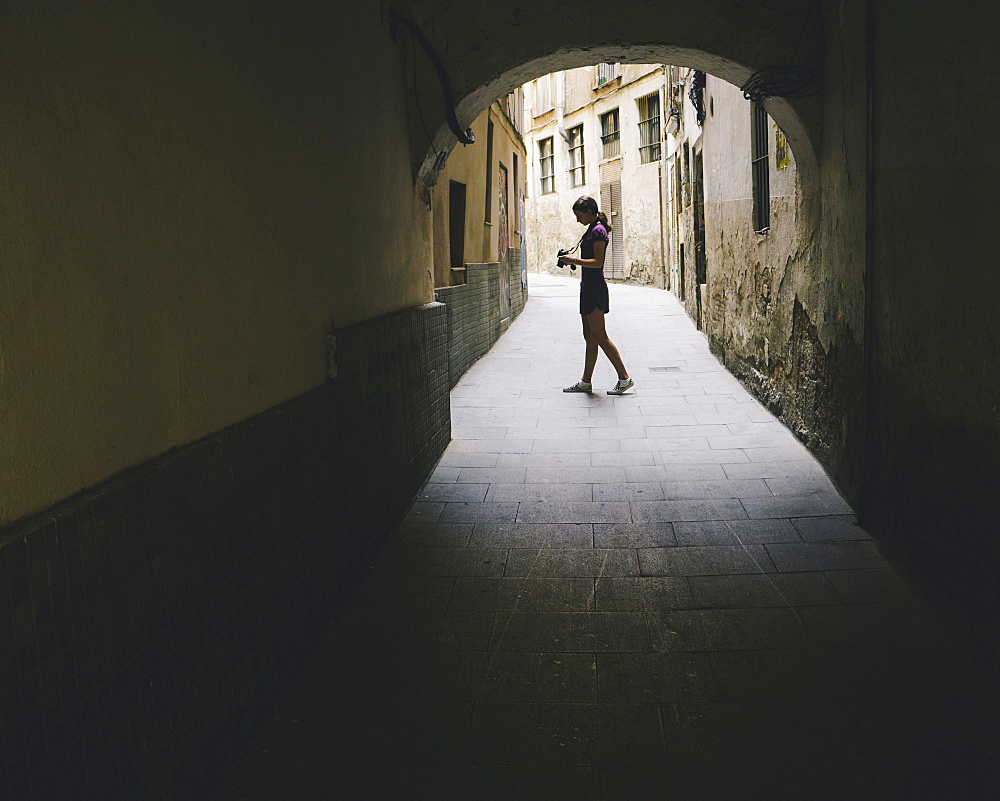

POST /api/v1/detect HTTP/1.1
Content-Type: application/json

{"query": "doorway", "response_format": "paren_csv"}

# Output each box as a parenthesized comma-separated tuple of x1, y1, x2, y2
(692, 145, 707, 329)
(600, 160, 625, 279)
(449, 181, 467, 285)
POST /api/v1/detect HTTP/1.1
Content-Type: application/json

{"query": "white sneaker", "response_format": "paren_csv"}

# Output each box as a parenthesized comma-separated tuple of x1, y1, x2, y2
(607, 377, 634, 395)
(563, 381, 592, 393)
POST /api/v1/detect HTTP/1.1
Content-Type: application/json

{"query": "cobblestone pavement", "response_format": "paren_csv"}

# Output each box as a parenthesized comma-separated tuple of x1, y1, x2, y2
(213, 273, 1000, 800)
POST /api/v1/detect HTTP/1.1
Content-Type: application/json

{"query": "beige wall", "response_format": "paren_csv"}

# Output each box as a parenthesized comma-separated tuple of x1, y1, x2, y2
(432, 101, 525, 287)
(0, 2, 432, 525)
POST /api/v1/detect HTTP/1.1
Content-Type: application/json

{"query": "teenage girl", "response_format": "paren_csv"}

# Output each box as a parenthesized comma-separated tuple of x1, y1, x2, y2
(559, 196, 634, 395)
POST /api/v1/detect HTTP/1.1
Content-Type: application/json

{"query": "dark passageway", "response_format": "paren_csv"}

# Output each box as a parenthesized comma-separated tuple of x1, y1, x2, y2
(2, 2, 998, 798)
(211, 276, 1000, 800)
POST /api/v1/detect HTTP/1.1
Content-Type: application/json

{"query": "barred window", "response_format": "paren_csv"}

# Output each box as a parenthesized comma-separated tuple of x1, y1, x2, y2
(567, 125, 585, 187)
(637, 92, 661, 164)
(539, 136, 555, 194)
(596, 62, 619, 87)
(751, 102, 770, 233)
(600, 108, 620, 160)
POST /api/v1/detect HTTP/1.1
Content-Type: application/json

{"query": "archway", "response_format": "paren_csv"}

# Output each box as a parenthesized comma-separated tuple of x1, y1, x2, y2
(417, 49, 820, 207)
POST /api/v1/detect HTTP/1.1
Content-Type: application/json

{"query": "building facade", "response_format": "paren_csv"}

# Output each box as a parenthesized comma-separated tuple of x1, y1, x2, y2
(665, 69, 800, 337)
(664, 67, 854, 504)
(522, 64, 669, 286)
(431, 92, 527, 291)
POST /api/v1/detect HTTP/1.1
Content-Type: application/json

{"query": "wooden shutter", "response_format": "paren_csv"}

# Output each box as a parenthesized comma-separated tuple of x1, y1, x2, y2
(600, 161, 624, 279)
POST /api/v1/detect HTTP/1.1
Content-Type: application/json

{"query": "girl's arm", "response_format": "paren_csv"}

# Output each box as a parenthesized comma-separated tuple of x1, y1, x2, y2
(565, 239, 607, 269)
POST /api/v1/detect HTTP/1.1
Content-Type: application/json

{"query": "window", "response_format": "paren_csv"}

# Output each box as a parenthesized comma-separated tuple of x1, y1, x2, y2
(567, 124, 585, 187)
(683, 142, 691, 208)
(673, 153, 683, 213)
(600, 108, 620, 160)
(539, 136, 555, 194)
(637, 92, 661, 164)
(449, 181, 466, 272)
(596, 63, 619, 87)
(751, 102, 770, 233)
(485, 119, 494, 222)
(507, 88, 524, 135)
(535, 75, 551, 113)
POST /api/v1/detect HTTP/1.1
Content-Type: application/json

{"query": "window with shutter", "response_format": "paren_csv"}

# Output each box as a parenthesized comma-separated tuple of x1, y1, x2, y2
(567, 125, 585, 187)
(600, 109, 620, 160)
(751, 102, 771, 233)
(539, 137, 555, 194)
(637, 93, 661, 164)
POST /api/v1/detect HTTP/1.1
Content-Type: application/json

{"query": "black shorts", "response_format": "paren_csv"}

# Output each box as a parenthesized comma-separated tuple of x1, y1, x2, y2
(580, 281, 610, 315)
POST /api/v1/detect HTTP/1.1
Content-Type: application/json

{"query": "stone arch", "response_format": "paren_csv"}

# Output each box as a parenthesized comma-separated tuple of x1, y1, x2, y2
(415, 46, 820, 227)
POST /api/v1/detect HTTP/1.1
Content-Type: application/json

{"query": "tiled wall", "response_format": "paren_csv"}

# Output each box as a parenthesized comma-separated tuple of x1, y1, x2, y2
(435, 253, 527, 388)
(0, 301, 449, 800)
(508, 248, 528, 319)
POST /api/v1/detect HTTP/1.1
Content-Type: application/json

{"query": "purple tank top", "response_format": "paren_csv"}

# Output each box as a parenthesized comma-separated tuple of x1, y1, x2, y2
(580, 223, 609, 285)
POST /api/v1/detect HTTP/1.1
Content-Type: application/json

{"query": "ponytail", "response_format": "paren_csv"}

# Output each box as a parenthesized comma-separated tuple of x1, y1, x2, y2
(572, 195, 612, 232)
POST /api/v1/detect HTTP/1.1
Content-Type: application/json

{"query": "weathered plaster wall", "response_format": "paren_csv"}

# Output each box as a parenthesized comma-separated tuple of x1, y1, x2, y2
(0, 1, 431, 525)
(525, 185, 570, 277)
(694, 0, 868, 507)
(867, 0, 1000, 655)
(668, 70, 705, 322)
(523, 78, 574, 276)
(616, 68, 667, 285)
(701, 79, 809, 430)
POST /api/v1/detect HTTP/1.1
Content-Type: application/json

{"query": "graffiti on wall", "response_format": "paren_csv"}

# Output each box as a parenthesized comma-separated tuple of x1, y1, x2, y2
(498, 163, 509, 262)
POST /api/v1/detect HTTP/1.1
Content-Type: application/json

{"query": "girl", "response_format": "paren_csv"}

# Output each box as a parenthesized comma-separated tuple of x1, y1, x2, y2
(559, 196, 633, 395)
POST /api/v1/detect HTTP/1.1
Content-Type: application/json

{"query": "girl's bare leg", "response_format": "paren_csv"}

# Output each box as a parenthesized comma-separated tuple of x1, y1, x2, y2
(585, 309, 629, 379)
(581, 315, 599, 382)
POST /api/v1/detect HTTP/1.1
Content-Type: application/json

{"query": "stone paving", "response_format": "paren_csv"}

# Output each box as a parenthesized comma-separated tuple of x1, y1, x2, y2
(213, 273, 1000, 800)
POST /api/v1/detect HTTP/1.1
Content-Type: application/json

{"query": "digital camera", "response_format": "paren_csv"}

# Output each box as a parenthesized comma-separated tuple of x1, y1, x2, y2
(557, 248, 576, 271)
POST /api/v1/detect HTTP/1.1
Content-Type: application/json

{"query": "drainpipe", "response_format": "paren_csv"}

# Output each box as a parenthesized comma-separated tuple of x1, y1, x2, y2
(525, 90, 540, 275)
(556, 71, 570, 144)
(659, 66, 669, 290)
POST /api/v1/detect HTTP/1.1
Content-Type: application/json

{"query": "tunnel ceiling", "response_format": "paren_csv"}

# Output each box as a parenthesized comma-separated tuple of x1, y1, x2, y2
(390, 0, 824, 186)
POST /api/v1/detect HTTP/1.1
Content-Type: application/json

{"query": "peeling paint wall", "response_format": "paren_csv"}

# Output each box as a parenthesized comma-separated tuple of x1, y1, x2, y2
(700, 77, 819, 436)
(668, 14, 868, 508)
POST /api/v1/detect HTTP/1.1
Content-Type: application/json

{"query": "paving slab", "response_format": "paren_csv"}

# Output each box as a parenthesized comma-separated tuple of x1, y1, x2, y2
(470, 521, 593, 548)
(594, 576, 693, 611)
(687, 571, 839, 607)
(673, 518, 801, 545)
(489, 611, 651, 652)
(504, 548, 640, 577)
(212, 273, 1000, 801)
(593, 521, 676, 548)
(596, 652, 719, 702)
(467, 702, 664, 765)
(448, 576, 596, 612)
(647, 607, 809, 651)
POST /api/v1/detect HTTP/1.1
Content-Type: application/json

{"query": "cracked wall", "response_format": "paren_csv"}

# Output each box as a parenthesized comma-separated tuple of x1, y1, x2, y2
(698, 6, 867, 505)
